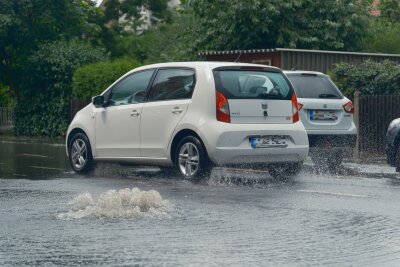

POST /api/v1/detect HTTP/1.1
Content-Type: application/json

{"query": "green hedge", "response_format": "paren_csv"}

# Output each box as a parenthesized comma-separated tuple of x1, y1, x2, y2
(14, 40, 107, 136)
(72, 58, 140, 100)
(331, 60, 400, 97)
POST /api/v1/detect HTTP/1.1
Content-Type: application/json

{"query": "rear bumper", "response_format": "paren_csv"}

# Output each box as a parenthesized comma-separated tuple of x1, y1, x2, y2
(198, 121, 309, 165)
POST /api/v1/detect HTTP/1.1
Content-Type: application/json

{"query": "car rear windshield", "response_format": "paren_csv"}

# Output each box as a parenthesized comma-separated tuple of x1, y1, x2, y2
(286, 74, 344, 99)
(213, 68, 293, 100)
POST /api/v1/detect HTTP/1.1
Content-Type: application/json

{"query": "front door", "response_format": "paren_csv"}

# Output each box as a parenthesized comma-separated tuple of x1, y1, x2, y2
(140, 68, 196, 158)
(95, 69, 155, 158)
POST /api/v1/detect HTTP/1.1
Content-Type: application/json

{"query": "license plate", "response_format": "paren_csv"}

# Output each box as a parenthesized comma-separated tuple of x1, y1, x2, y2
(310, 110, 337, 120)
(249, 136, 287, 148)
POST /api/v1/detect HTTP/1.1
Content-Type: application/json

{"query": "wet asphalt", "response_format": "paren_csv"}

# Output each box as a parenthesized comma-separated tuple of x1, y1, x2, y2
(1, 140, 400, 266)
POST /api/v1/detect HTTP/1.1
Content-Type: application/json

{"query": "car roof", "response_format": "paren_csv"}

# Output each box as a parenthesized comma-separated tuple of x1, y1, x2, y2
(128, 61, 281, 74)
(283, 70, 326, 76)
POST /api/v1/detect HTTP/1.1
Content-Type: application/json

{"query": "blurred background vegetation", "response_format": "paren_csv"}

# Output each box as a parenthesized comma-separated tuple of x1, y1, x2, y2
(1, 0, 400, 136)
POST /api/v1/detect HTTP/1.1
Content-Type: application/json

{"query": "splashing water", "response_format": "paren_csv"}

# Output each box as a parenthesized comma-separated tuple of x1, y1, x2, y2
(58, 188, 170, 220)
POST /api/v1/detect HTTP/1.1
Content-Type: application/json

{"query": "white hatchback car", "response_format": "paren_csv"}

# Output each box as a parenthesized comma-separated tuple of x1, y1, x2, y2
(284, 71, 357, 170)
(66, 62, 309, 179)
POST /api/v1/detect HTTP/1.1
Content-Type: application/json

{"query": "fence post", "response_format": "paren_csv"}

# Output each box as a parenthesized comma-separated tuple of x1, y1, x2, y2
(353, 91, 361, 159)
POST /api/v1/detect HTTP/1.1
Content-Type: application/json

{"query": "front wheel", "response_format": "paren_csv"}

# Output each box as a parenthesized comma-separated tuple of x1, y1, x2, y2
(269, 162, 302, 180)
(68, 133, 93, 174)
(174, 136, 212, 180)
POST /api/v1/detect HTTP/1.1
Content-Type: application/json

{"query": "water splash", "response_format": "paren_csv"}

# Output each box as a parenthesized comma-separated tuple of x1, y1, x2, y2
(58, 188, 170, 220)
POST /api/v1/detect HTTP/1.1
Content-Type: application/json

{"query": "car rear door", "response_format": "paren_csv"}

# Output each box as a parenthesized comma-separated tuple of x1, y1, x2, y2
(140, 68, 196, 158)
(213, 67, 295, 124)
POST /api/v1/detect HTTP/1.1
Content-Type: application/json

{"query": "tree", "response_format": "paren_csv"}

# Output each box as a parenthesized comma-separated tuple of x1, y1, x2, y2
(380, 0, 400, 23)
(100, 0, 172, 57)
(360, 0, 400, 54)
(179, 0, 372, 53)
(14, 40, 107, 136)
(0, 0, 102, 101)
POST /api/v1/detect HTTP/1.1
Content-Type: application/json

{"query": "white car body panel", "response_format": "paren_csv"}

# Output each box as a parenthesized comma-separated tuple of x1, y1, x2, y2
(95, 103, 143, 158)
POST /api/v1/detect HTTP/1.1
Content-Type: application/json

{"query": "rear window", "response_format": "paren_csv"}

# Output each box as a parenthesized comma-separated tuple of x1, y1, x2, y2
(213, 69, 293, 100)
(286, 74, 343, 99)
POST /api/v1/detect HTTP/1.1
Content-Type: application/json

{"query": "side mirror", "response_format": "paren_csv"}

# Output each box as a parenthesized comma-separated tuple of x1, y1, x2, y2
(92, 95, 105, 108)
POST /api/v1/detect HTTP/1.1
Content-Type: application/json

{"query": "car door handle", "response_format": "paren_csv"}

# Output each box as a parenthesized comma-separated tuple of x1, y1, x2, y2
(131, 110, 140, 117)
(172, 107, 183, 114)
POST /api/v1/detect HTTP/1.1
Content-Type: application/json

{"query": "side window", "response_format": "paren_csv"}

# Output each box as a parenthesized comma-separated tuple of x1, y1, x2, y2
(148, 69, 195, 101)
(108, 70, 154, 106)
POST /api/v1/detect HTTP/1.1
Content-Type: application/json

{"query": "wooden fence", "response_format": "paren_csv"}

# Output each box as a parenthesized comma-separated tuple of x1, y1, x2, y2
(354, 92, 400, 155)
(0, 107, 14, 131)
(69, 99, 90, 121)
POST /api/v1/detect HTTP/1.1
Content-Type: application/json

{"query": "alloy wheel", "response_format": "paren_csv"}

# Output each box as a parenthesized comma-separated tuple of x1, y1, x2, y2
(178, 142, 200, 177)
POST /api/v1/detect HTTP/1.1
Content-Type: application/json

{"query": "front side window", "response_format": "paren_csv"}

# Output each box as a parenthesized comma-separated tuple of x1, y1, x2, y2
(108, 69, 154, 106)
(147, 69, 195, 101)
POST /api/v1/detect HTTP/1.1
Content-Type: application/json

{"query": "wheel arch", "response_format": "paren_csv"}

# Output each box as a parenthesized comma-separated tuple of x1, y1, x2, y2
(66, 128, 91, 157)
(169, 129, 209, 164)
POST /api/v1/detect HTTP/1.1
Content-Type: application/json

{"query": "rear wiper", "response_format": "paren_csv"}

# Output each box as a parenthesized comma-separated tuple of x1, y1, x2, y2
(318, 93, 338, 98)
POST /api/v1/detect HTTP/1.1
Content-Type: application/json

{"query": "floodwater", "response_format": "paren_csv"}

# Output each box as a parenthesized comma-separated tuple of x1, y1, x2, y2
(2, 140, 400, 266)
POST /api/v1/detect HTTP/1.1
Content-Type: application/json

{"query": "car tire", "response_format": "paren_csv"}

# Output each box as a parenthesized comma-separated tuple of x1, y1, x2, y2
(269, 162, 302, 180)
(68, 133, 93, 174)
(174, 135, 212, 180)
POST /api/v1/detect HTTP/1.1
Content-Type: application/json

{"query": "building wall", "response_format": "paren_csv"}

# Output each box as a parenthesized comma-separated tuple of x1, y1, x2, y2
(281, 50, 400, 74)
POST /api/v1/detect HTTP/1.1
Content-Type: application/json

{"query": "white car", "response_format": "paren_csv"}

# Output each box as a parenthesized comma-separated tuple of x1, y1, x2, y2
(284, 71, 357, 170)
(66, 62, 309, 179)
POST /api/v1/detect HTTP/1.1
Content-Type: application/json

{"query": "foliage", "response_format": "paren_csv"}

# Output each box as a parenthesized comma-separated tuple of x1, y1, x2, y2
(360, 21, 400, 54)
(0, 0, 102, 101)
(14, 40, 107, 136)
(178, 0, 372, 53)
(0, 85, 14, 107)
(72, 58, 140, 100)
(100, 0, 172, 58)
(379, 0, 400, 23)
(359, 0, 400, 54)
(331, 60, 400, 97)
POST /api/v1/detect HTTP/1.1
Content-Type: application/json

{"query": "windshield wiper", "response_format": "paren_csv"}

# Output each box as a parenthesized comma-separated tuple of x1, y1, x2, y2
(318, 93, 338, 98)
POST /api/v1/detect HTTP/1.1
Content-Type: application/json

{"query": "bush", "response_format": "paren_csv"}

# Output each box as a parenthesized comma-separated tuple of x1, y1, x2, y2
(72, 58, 140, 100)
(331, 60, 400, 97)
(14, 40, 107, 136)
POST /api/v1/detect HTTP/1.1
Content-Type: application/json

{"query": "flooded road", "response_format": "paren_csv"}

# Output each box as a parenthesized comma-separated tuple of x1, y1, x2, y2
(2, 141, 400, 266)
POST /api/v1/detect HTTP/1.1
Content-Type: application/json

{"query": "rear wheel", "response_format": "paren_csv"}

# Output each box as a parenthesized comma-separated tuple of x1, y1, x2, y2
(269, 162, 302, 180)
(174, 136, 212, 180)
(68, 133, 93, 174)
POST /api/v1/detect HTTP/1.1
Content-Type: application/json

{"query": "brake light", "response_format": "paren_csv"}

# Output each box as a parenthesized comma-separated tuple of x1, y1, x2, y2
(298, 103, 304, 111)
(343, 101, 354, 113)
(216, 91, 230, 123)
(292, 93, 299, 123)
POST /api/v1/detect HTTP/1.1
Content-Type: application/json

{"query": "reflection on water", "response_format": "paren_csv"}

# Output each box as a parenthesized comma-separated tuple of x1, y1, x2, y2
(0, 141, 69, 179)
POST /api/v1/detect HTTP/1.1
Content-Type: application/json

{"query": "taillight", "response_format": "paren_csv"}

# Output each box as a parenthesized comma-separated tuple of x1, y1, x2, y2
(343, 101, 354, 113)
(216, 91, 230, 123)
(298, 103, 304, 111)
(292, 93, 299, 123)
